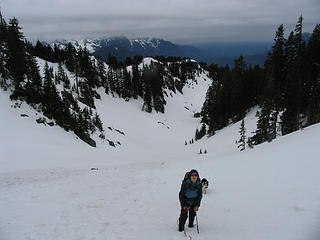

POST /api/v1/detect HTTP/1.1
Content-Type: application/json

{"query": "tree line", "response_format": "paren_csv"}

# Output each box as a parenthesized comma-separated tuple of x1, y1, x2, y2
(200, 16, 320, 147)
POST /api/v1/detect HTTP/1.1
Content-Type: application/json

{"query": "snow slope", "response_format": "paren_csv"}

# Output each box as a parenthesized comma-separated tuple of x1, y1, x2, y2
(1, 69, 320, 240)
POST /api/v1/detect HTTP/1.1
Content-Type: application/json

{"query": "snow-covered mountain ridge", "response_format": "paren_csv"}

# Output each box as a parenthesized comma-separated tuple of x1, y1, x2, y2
(50, 36, 203, 61)
(52, 37, 164, 52)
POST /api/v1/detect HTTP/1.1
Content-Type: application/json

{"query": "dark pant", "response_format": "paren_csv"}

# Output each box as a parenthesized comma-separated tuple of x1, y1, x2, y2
(179, 205, 196, 228)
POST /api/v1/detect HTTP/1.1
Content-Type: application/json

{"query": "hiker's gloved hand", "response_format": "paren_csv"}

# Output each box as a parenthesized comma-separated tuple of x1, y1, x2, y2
(194, 206, 199, 212)
(183, 206, 190, 210)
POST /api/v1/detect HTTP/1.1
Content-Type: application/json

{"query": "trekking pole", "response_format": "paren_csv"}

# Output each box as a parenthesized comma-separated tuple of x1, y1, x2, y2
(196, 213, 199, 234)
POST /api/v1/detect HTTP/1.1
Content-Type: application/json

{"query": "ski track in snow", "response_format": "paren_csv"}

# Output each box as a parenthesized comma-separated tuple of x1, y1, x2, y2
(1, 64, 320, 240)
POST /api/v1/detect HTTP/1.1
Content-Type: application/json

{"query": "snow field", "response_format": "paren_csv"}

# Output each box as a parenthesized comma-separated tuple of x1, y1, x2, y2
(1, 61, 320, 240)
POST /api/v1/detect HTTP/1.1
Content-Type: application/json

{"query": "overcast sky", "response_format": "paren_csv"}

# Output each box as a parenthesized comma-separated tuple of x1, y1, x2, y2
(1, 0, 320, 44)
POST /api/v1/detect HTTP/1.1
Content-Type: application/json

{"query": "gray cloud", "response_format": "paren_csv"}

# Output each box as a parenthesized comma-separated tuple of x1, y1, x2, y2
(2, 0, 320, 44)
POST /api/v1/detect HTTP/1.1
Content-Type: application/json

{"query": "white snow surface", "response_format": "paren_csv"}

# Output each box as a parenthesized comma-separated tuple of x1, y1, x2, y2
(138, 57, 159, 69)
(1, 66, 320, 240)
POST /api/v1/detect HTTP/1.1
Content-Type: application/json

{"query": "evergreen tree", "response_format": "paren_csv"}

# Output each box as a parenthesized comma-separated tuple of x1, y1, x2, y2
(269, 106, 279, 140)
(195, 123, 207, 141)
(107, 67, 116, 93)
(107, 54, 118, 68)
(247, 138, 254, 149)
(55, 62, 64, 84)
(60, 64, 71, 90)
(122, 67, 132, 99)
(284, 31, 296, 65)
(199, 123, 206, 139)
(265, 24, 286, 105)
(78, 81, 95, 108)
(132, 63, 142, 98)
(0, 11, 9, 87)
(195, 127, 200, 141)
(237, 119, 246, 151)
(282, 16, 307, 135)
(93, 112, 103, 132)
(248, 101, 272, 146)
(306, 24, 320, 124)
(79, 47, 98, 88)
(42, 62, 53, 115)
(24, 53, 42, 103)
(142, 83, 152, 113)
(6, 17, 26, 91)
(150, 64, 165, 113)
(124, 57, 133, 66)
(42, 62, 60, 119)
(141, 65, 162, 113)
(231, 56, 247, 121)
(65, 42, 77, 72)
(294, 15, 305, 53)
(97, 56, 108, 90)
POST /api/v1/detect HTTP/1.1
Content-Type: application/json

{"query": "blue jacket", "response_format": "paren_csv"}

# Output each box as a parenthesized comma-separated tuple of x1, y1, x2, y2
(179, 178, 202, 207)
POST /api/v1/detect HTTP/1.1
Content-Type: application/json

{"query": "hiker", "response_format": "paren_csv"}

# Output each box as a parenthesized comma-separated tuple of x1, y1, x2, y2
(178, 169, 203, 232)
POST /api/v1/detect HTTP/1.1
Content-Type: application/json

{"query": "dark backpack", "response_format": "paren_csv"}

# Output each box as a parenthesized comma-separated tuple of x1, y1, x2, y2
(183, 172, 190, 182)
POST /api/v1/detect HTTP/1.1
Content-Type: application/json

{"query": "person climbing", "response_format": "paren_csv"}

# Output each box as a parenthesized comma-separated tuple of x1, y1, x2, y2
(178, 169, 203, 232)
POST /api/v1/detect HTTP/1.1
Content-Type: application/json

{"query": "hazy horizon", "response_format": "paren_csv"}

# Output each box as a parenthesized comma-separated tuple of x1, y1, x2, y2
(1, 0, 319, 45)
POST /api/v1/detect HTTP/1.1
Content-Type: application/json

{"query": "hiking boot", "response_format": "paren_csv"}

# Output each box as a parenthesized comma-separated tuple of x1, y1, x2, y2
(178, 225, 184, 232)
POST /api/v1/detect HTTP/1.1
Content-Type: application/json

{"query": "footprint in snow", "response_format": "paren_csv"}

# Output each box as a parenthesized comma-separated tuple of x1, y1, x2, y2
(293, 206, 305, 212)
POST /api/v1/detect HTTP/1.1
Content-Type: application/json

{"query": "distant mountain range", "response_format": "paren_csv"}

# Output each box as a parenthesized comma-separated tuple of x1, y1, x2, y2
(51, 33, 311, 67)
(51, 37, 203, 61)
